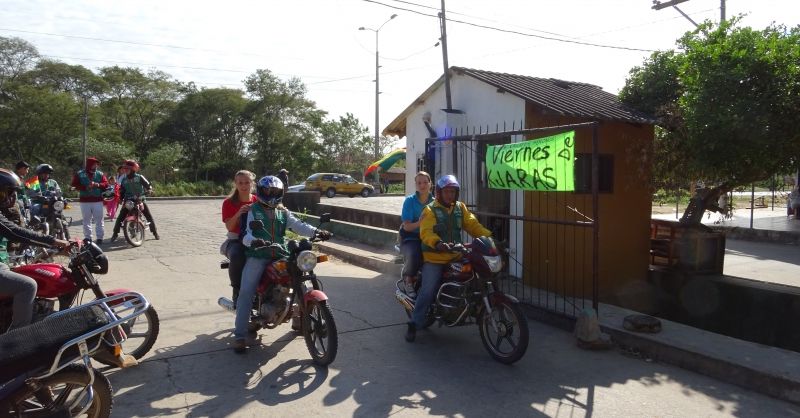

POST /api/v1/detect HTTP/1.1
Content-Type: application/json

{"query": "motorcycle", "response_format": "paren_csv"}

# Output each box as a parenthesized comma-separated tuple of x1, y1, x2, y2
(29, 194, 72, 241)
(121, 195, 148, 247)
(217, 214, 338, 366)
(395, 236, 530, 364)
(0, 240, 160, 366)
(0, 292, 150, 417)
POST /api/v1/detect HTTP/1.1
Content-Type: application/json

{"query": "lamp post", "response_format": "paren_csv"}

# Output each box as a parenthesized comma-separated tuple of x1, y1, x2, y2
(360, 14, 397, 185)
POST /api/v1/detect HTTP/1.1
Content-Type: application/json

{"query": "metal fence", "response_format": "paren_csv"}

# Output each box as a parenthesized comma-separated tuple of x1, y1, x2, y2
(424, 121, 600, 318)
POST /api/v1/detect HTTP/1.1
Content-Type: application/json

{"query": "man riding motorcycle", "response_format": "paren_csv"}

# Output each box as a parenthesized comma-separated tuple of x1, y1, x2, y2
(233, 175, 331, 353)
(405, 174, 492, 342)
(110, 160, 159, 241)
(6, 161, 32, 227)
(0, 168, 69, 329)
(27, 164, 62, 220)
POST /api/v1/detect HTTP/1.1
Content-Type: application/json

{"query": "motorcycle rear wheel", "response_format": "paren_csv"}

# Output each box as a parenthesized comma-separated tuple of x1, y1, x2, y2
(94, 304, 159, 367)
(302, 301, 338, 366)
(123, 220, 145, 247)
(7, 364, 113, 418)
(478, 300, 529, 364)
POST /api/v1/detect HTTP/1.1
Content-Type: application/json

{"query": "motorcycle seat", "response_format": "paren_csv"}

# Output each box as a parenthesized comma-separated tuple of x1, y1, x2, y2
(0, 305, 109, 382)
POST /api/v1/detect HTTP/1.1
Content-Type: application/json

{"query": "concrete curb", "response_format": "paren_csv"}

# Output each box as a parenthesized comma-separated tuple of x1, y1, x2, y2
(316, 240, 401, 275)
(713, 225, 800, 245)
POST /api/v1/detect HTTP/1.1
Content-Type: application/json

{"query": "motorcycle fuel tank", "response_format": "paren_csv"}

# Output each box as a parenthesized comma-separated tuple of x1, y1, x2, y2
(12, 263, 75, 298)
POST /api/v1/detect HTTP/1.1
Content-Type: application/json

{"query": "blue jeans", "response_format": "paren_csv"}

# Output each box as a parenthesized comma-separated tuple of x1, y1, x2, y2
(225, 240, 246, 303)
(0, 264, 37, 328)
(411, 263, 444, 328)
(400, 240, 423, 278)
(234, 257, 270, 340)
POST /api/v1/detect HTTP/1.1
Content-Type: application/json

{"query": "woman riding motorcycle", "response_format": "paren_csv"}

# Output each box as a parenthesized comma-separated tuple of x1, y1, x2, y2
(406, 174, 492, 342)
(0, 169, 69, 329)
(233, 175, 331, 353)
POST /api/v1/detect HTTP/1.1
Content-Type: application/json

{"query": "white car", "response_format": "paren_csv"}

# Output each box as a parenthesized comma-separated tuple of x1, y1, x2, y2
(286, 184, 305, 193)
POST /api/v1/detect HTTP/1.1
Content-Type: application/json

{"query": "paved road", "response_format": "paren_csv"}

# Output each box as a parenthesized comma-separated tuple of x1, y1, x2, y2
(59, 200, 800, 417)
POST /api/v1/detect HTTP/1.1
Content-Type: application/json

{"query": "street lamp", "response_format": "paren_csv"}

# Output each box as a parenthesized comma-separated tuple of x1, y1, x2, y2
(359, 13, 397, 185)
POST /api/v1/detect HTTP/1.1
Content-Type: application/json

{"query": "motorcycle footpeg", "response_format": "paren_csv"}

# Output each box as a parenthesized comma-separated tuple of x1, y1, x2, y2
(218, 297, 235, 313)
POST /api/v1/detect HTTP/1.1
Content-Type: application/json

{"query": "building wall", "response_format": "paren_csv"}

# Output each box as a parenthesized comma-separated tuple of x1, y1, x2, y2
(522, 106, 654, 306)
(403, 74, 525, 276)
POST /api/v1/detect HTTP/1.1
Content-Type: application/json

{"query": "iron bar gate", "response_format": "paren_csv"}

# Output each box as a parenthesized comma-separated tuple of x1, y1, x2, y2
(424, 121, 600, 318)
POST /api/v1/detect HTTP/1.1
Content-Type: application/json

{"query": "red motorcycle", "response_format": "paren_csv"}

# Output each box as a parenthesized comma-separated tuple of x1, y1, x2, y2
(218, 214, 338, 366)
(395, 236, 530, 364)
(0, 240, 160, 365)
(122, 195, 149, 247)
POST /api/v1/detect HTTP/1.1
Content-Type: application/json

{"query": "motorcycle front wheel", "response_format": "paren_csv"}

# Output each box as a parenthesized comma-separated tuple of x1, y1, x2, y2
(478, 300, 529, 364)
(6, 364, 113, 418)
(60, 218, 71, 240)
(123, 219, 145, 247)
(302, 301, 338, 366)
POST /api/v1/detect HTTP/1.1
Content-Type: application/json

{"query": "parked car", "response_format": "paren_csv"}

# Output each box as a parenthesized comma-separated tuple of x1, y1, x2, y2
(287, 184, 305, 193)
(305, 173, 374, 198)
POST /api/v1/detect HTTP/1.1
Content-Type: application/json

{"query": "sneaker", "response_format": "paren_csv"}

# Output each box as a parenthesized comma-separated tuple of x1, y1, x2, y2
(95, 239, 103, 245)
(246, 331, 260, 347)
(110, 233, 118, 243)
(233, 339, 247, 354)
(405, 322, 416, 343)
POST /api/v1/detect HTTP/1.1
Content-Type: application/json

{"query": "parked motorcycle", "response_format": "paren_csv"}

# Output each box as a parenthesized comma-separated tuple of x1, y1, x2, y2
(30, 194, 72, 241)
(0, 240, 160, 366)
(0, 292, 150, 417)
(217, 214, 338, 366)
(121, 195, 148, 247)
(395, 236, 530, 364)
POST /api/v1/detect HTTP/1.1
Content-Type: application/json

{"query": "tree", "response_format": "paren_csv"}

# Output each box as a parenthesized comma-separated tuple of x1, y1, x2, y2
(619, 19, 800, 222)
(317, 113, 373, 177)
(0, 36, 39, 99)
(157, 87, 250, 181)
(244, 69, 325, 179)
(98, 66, 181, 158)
(25, 60, 108, 99)
(144, 143, 182, 183)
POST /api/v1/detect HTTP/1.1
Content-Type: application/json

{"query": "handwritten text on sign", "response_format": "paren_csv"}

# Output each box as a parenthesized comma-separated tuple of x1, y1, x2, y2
(486, 131, 575, 191)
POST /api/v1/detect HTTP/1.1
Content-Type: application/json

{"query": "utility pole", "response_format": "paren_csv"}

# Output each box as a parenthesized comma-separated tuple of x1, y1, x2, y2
(652, 0, 726, 26)
(82, 96, 88, 170)
(439, 0, 452, 110)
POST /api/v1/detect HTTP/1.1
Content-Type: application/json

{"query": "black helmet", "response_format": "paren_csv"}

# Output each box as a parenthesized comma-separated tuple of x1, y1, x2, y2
(0, 168, 22, 209)
(36, 164, 54, 175)
(83, 241, 110, 275)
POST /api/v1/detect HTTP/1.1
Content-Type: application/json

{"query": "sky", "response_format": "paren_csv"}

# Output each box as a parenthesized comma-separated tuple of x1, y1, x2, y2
(2, 0, 799, 145)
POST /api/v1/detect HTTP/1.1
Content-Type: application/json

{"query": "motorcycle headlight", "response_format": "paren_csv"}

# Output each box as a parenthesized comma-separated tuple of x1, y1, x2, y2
(296, 250, 317, 272)
(124, 200, 135, 210)
(53, 200, 65, 211)
(484, 255, 503, 273)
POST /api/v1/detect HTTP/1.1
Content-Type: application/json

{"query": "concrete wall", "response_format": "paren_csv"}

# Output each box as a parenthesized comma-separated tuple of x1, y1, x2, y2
(298, 213, 398, 249)
(650, 270, 800, 353)
(316, 203, 401, 231)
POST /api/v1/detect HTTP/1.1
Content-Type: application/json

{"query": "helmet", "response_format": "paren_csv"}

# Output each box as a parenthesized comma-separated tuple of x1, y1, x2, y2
(435, 174, 460, 203)
(36, 164, 54, 175)
(83, 241, 109, 275)
(0, 168, 22, 209)
(256, 175, 284, 207)
(123, 159, 140, 171)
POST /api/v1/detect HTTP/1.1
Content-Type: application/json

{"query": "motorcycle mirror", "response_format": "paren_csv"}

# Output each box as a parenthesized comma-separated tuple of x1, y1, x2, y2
(249, 220, 264, 230)
(319, 213, 332, 224)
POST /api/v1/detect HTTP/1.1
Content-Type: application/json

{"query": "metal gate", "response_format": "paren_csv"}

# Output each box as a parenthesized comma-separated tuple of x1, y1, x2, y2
(424, 121, 600, 318)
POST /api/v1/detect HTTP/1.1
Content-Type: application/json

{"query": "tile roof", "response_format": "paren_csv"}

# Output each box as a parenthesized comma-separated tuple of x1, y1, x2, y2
(452, 66, 656, 124)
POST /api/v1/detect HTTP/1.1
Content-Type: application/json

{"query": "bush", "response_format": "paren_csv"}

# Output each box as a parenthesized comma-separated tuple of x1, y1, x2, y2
(154, 181, 228, 196)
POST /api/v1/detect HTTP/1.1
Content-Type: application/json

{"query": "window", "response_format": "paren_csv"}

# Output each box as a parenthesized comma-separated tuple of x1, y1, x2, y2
(322, 175, 333, 181)
(573, 153, 613, 193)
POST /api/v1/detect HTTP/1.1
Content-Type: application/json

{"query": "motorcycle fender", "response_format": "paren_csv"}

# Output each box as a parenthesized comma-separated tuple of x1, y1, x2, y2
(304, 289, 328, 303)
(104, 288, 138, 305)
(125, 215, 137, 222)
(489, 292, 519, 305)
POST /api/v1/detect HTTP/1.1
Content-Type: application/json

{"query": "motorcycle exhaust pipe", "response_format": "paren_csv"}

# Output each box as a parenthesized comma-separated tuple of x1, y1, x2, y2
(395, 290, 415, 312)
(218, 297, 235, 313)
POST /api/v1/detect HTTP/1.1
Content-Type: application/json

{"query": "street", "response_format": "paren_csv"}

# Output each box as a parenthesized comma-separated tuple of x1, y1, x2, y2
(71, 200, 799, 417)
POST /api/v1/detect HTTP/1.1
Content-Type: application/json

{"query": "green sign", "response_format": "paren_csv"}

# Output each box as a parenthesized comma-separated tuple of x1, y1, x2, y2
(486, 130, 575, 191)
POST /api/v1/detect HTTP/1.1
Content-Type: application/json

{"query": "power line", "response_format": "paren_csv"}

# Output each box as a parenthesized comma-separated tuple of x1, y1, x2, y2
(363, 0, 657, 52)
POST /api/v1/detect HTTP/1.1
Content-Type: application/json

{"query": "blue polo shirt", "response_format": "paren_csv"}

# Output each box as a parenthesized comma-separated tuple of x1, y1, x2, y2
(400, 192, 433, 241)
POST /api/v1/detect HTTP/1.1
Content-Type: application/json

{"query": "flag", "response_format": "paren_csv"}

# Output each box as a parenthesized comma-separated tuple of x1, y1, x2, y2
(365, 148, 406, 177)
(25, 177, 39, 191)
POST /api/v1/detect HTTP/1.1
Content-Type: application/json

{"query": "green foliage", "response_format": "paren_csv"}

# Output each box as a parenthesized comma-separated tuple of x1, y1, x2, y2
(620, 19, 800, 190)
(144, 143, 182, 183)
(155, 181, 227, 196)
